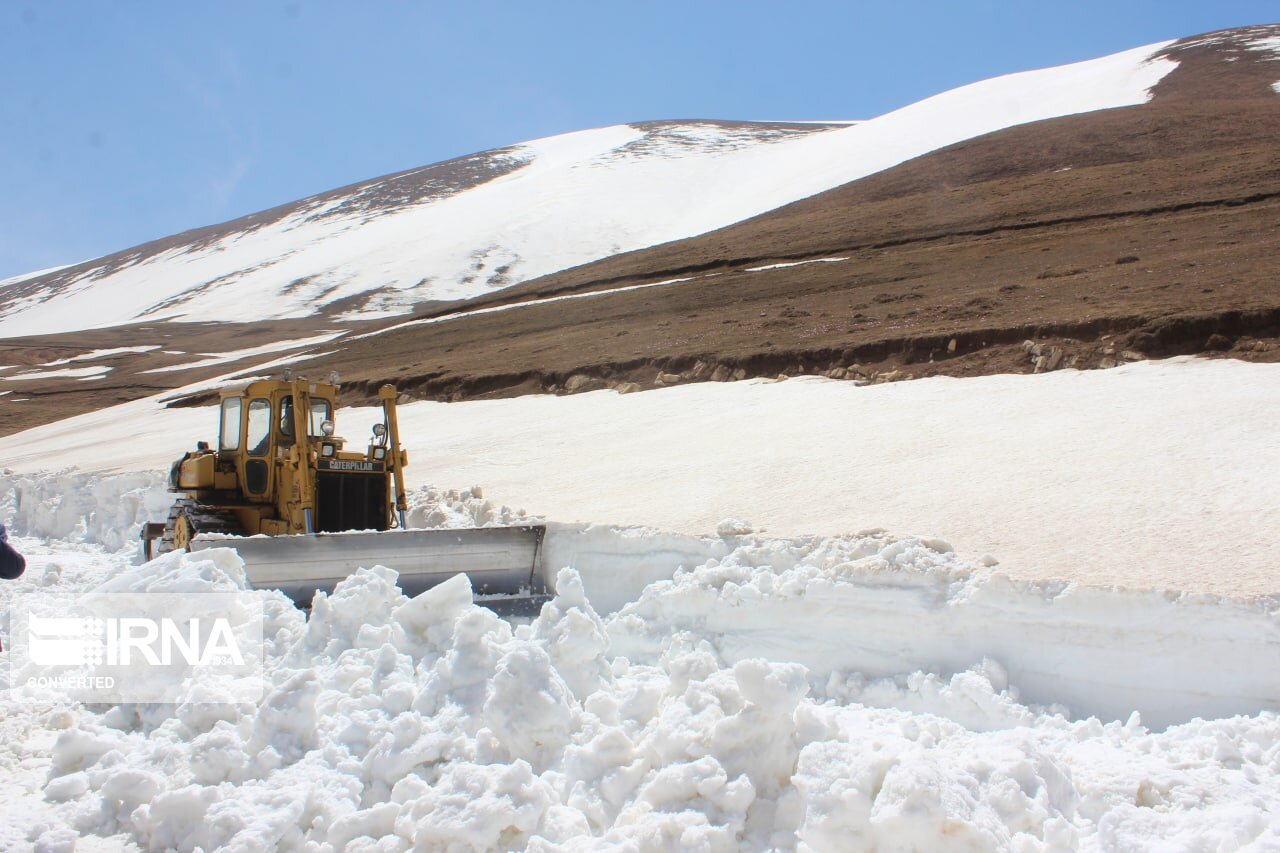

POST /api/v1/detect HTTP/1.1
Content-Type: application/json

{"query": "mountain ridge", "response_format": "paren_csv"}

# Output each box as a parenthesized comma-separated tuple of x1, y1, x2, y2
(2, 25, 1278, 437)
(0, 39, 1175, 338)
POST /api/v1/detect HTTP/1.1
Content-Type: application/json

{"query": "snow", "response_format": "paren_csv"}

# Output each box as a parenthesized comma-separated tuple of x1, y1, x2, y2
(138, 332, 347, 374)
(602, 529, 1280, 727)
(0, 27, 1269, 835)
(1, 357, 1276, 597)
(0, 526, 1276, 850)
(744, 257, 849, 273)
(0, 264, 77, 288)
(39, 347, 160, 367)
(1248, 35, 1280, 56)
(367, 358, 1280, 598)
(2, 365, 113, 381)
(1, 470, 171, 551)
(0, 40, 1175, 337)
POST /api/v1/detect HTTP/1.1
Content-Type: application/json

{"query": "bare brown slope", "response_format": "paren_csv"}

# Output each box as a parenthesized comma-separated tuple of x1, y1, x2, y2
(293, 26, 1280, 404)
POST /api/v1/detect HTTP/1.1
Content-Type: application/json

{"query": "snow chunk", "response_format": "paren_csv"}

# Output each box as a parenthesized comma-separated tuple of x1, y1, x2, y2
(715, 517, 755, 537)
(92, 546, 250, 594)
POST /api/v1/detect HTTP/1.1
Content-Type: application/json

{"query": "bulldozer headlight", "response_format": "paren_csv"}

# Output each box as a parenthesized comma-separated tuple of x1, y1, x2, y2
(371, 446, 387, 461)
(372, 423, 387, 438)
(321, 420, 335, 436)
(321, 442, 336, 457)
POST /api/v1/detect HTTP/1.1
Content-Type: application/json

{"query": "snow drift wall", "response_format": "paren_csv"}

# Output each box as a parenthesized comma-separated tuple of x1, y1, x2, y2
(543, 524, 1280, 729)
(3, 470, 1275, 730)
(0, 469, 169, 551)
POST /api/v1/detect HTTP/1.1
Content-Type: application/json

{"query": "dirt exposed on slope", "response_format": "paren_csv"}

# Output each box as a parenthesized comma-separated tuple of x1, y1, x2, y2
(276, 26, 1280, 405)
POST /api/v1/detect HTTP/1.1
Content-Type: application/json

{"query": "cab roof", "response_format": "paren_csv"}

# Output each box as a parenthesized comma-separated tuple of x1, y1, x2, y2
(217, 378, 339, 401)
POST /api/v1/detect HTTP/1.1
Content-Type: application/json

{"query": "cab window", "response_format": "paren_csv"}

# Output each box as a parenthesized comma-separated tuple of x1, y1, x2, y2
(310, 400, 332, 435)
(246, 399, 272, 455)
(280, 396, 295, 437)
(219, 398, 241, 451)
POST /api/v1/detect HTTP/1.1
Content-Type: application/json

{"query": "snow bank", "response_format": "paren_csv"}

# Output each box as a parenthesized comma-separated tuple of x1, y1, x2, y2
(583, 528, 1280, 728)
(0, 469, 169, 552)
(15, 543, 1276, 851)
(0, 471, 534, 555)
(543, 522, 737, 615)
(8, 472, 1273, 731)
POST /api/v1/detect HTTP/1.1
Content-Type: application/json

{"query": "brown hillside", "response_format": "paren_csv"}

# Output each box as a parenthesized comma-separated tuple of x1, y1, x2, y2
(311, 26, 1280, 404)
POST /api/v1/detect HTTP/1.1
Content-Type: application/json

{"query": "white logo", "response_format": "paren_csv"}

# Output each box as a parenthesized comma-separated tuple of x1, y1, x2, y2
(28, 614, 244, 667)
(8, 593, 264, 703)
(27, 615, 104, 667)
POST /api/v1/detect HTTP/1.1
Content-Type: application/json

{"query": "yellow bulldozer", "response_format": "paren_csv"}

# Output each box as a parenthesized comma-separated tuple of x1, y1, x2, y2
(143, 375, 547, 609)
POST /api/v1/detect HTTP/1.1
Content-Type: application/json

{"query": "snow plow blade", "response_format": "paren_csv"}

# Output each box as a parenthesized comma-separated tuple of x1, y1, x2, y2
(190, 525, 548, 612)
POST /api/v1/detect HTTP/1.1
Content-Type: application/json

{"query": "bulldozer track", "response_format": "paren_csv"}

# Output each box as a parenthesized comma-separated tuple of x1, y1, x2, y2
(157, 498, 245, 555)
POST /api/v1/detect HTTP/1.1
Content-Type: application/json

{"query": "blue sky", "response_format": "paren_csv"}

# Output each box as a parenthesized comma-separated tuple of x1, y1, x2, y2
(1, 1, 1274, 279)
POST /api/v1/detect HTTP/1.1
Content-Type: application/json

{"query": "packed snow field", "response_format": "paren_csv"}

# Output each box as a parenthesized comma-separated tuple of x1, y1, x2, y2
(3, 357, 1277, 596)
(1, 477, 1278, 850)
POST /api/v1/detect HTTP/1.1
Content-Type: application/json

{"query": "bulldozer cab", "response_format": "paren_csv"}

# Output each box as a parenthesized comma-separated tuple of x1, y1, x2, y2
(220, 378, 408, 534)
(217, 381, 336, 499)
(150, 376, 410, 551)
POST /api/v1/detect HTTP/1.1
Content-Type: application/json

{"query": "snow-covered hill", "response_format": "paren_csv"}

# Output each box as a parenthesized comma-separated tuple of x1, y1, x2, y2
(0, 42, 1174, 338)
